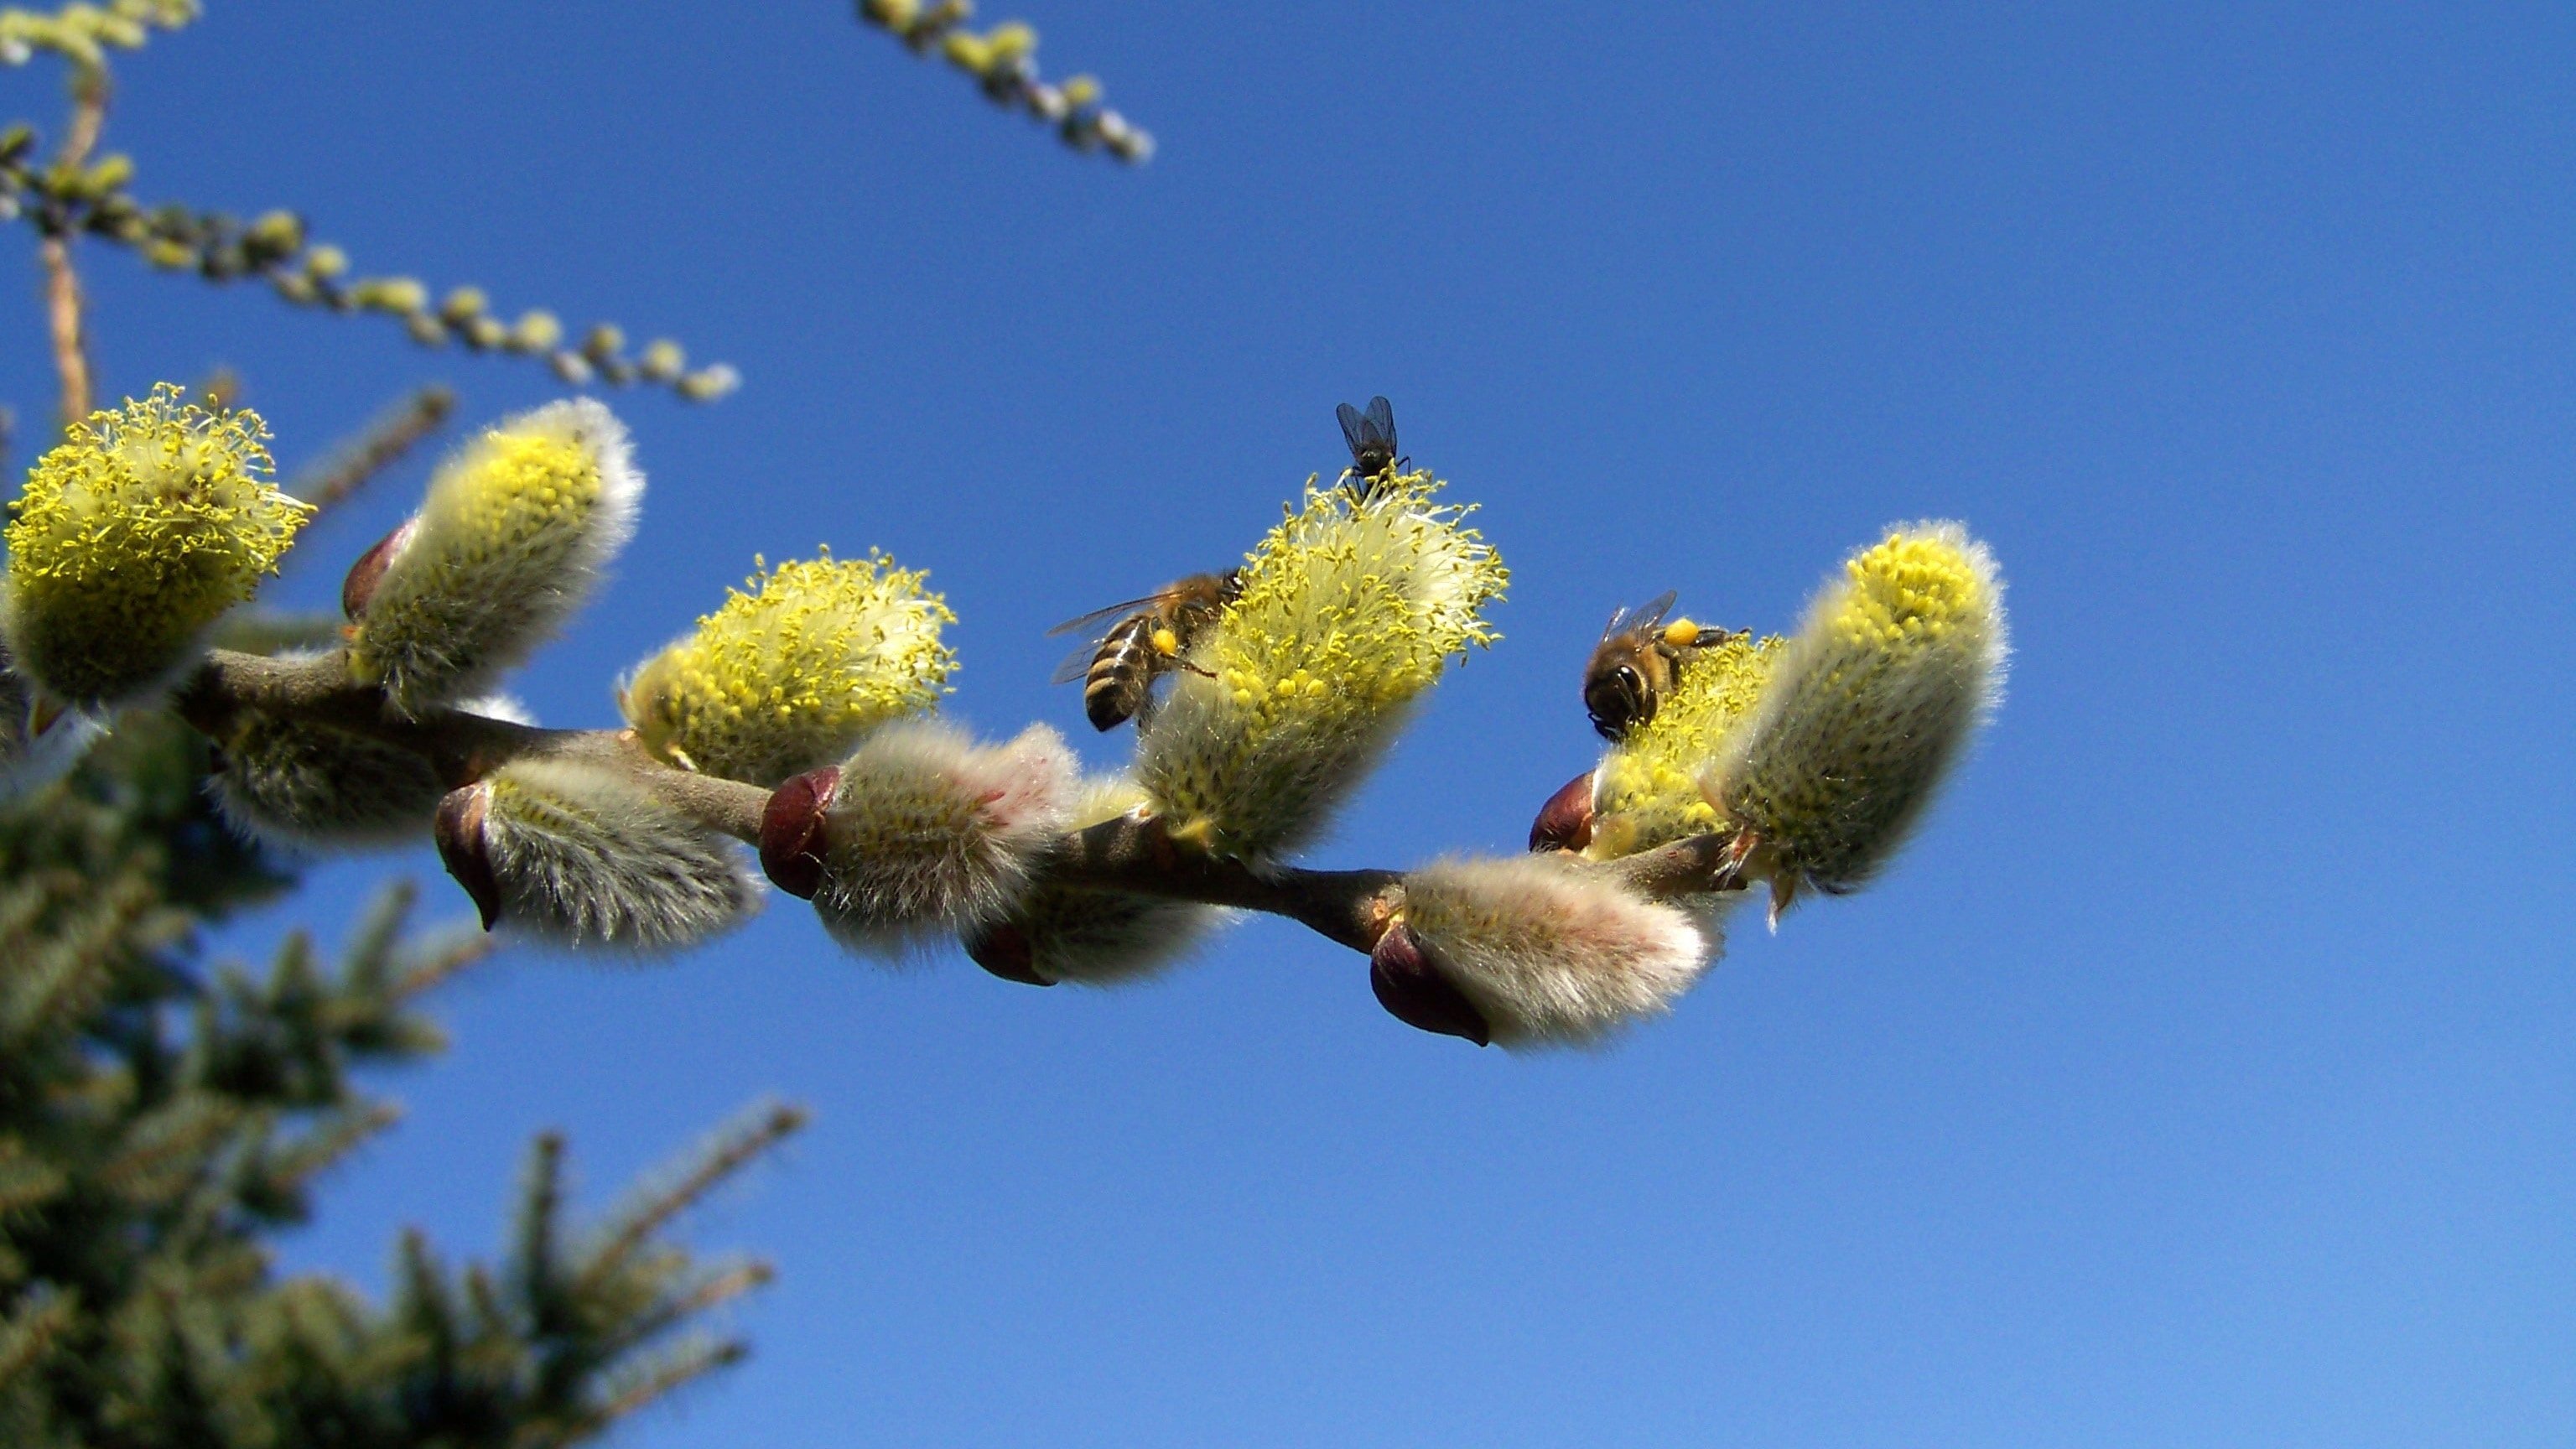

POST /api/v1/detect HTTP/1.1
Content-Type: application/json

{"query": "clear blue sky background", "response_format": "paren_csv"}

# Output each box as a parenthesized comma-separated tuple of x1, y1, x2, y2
(5, 2, 2570, 1444)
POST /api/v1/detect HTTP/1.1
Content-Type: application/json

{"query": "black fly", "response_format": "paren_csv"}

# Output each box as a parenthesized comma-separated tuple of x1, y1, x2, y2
(1335, 395, 1405, 498)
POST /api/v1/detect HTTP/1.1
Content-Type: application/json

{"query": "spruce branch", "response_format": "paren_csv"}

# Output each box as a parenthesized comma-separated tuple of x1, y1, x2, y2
(574, 1102, 804, 1297)
(857, 0, 1154, 163)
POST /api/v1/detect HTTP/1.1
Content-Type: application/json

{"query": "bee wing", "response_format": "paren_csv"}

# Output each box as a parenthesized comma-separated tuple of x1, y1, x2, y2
(1050, 636, 1110, 685)
(1600, 589, 1679, 641)
(1045, 593, 1169, 638)
(1363, 395, 1396, 452)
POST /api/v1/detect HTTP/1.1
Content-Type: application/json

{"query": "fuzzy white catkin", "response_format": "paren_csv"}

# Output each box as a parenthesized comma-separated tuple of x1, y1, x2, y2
(810, 720, 1076, 957)
(981, 774, 1237, 985)
(349, 399, 641, 717)
(213, 712, 448, 849)
(478, 758, 760, 952)
(1400, 854, 1715, 1049)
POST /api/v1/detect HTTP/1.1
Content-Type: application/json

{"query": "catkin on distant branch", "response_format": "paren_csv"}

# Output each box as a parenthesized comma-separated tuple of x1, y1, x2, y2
(0, 126, 739, 402)
(0, 1, 195, 73)
(856, 0, 1154, 163)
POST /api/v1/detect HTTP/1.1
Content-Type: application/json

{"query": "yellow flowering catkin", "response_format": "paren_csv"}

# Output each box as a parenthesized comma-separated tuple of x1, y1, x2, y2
(1135, 471, 1507, 859)
(1583, 631, 1784, 861)
(347, 398, 639, 717)
(3, 384, 306, 706)
(1706, 522, 2007, 897)
(621, 551, 956, 786)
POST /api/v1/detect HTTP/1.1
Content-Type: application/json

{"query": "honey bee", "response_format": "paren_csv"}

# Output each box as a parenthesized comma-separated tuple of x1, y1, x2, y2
(1582, 590, 1740, 741)
(1048, 571, 1245, 731)
(1336, 395, 1405, 497)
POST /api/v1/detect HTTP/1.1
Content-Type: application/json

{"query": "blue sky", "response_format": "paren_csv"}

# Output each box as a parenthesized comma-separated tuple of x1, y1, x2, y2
(6, 2, 2571, 1444)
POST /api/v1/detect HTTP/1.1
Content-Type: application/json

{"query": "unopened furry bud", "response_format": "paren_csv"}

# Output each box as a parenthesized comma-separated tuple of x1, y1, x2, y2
(340, 517, 417, 621)
(346, 399, 641, 716)
(1529, 769, 1597, 853)
(1369, 922, 1491, 1045)
(438, 760, 759, 952)
(434, 782, 501, 929)
(1135, 472, 1507, 859)
(965, 774, 1236, 985)
(621, 550, 956, 786)
(1399, 855, 1713, 1049)
(2, 385, 308, 707)
(805, 721, 1076, 956)
(1705, 522, 2006, 911)
(213, 710, 446, 849)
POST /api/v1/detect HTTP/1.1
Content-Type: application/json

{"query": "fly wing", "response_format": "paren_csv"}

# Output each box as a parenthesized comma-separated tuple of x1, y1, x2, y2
(1337, 401, 1368, 457)
(1363, 395, 1396, 453)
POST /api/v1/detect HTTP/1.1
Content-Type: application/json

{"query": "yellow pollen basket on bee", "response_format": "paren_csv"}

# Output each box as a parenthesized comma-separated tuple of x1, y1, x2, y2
(1662, 618, 1702, 649)
(1151, 626, 1180, 657)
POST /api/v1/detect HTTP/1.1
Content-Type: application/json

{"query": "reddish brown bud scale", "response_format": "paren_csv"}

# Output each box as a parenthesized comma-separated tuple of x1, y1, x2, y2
(1368, 922, 1490, 1046)
(759, 765, 839, 900)
(1528, 769, 1596, 854)
(434, 781, 500, 930)
(963, 922, 1052, 986)
(340, 517, 417, 621)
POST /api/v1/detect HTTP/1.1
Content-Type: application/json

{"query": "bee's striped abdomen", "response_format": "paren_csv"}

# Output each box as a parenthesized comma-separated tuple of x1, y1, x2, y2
(1083, 615, 1157, 731)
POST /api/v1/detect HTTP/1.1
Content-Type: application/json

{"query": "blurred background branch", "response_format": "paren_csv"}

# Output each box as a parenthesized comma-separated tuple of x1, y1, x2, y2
(858, 0, 1154, 163)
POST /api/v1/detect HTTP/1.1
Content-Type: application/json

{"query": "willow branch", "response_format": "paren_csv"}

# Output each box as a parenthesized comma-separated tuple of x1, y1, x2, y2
(37, 76, 105, 423)
(39, 229, 86, 421)
(170, 648, 1747, 957)
(289, 384, 455, 515)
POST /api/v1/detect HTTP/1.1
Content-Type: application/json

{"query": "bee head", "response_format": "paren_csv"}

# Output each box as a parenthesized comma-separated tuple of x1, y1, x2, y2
(1585, 663, 1650, 740)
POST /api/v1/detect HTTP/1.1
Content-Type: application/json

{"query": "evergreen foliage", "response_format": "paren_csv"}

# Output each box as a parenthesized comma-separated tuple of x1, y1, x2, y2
(0, 657, 800, 1446)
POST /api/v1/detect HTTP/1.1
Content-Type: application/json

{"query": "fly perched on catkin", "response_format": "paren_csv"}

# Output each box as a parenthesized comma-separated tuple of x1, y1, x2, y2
(1134, 472, 1506, 860)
